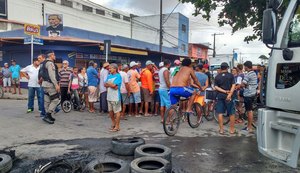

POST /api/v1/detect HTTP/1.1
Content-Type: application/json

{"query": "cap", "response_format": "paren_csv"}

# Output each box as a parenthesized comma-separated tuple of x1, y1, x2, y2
(130, 61, 138, 68)
(174, 60, 181, 65)
(203, 64, 209, 69)
(145, 60, 154, 66)
(159, 62, 164, 67)
(122, 64, 129, 70)
(103, 62, 110, 68)
(4, 62, 8, 65)
(11, 59, 16, 62)
(221, 62, 229, 68)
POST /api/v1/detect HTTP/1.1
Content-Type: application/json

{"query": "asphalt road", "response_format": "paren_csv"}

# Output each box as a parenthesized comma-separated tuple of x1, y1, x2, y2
(0, 100, 299, 173)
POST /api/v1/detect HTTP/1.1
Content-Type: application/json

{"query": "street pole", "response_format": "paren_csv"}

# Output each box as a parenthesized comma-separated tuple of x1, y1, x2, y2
(212, 33, 224, 58)
(105, 42, 108, 62)
(159, 0, 163, 61)
(31, 35, 33, 64)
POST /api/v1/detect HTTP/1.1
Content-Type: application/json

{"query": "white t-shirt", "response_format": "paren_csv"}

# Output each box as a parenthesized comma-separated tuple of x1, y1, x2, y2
(99, 68, 109, 93)
(78, 73, 88, 87)
(21, 64, 40, 87)
(119, 71, 129, 94)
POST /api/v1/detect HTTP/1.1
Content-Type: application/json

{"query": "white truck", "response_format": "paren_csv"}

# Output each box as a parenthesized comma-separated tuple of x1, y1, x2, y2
(258, 0, 300, 168)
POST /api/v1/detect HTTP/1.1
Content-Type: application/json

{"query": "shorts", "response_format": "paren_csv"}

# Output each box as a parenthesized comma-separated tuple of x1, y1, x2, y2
(108, 101, 122, 113)
(141, 87, 152, 102)
(88, 86, 97, 103)
(154, 90, 160, 103)
(130, 91, 141, 104)
(121, 93, 130, 105)
(194, 95, 205, 106)
(3, 78, 11, 87)
(12, 78, 19, 85)
(244, 96, 255, 112)
(159, 89, 171, 108)
(216, 99, 235, 115)
(170, 87, 194, 105)
(80, 86, 88, 94)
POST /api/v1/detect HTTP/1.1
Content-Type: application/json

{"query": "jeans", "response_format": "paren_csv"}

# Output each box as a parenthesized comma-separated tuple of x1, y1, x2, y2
(28, 87, 42, 111)
(72, 89, 81, 109)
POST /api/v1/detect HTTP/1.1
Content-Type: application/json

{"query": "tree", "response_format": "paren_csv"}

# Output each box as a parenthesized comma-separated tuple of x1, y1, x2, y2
(258, 55, 268, 60)
(180, 0, 286, 43)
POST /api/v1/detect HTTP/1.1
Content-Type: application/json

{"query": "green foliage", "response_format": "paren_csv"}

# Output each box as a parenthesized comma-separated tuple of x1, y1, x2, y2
(258, 55, 268, 60)
(180, 0, 287, 42)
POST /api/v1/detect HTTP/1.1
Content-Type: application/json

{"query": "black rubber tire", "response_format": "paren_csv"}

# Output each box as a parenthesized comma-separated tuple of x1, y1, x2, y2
(85, 157, 130, 173)
(0, 154, 12, 173)
(134, 144, 172, 163)
(187, 102, 203, 128)
(111, 137, 145, 156)
(130, 157, 171, 173)
(62, 100, 72, 113)
(204, 101, 215, 121)
(163, 105, 180, 136)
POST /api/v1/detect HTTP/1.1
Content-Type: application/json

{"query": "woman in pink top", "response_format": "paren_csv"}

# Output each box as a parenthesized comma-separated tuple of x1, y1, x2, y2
(68, 67, 82, 111)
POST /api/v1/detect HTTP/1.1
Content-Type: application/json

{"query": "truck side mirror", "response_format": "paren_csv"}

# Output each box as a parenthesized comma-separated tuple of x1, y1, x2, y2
(262, 9, 277, 45)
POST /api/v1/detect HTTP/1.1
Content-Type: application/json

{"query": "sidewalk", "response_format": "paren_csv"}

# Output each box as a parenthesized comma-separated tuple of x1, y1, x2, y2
(1, 88, 28, 100)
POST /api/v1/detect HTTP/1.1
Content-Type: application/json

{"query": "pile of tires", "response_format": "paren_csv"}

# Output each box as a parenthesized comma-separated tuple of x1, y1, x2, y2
(0, 154, 12, 173)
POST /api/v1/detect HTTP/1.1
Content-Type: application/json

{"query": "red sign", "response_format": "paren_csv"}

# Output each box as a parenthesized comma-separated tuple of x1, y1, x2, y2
(24, 24, 40, 36)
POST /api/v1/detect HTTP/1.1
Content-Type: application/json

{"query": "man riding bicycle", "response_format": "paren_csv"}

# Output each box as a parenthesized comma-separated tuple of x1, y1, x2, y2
(169, 58, 202, 113)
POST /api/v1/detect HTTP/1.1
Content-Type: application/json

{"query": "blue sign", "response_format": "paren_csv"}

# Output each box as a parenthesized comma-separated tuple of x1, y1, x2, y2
(24, 37, 44, 45)
(233, 52, 238, 61)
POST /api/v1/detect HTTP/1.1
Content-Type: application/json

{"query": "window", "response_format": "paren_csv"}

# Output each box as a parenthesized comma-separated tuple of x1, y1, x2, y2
(82, 5, 92, 13)
(45, 0, 55, 3)
(123, 16, 131, 22)
(112, 13, 120, 19)
(182, 24, 186, 33)
(181, 44, 186, 52)
(0, 22, 7, 30)
(96, 9, 105, 15)
(61, 0, 72, 8)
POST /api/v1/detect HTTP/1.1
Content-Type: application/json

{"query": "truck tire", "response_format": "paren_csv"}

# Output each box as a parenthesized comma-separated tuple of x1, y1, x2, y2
(0, 154, 12, 173)
(111, 137, 145, 156)
(85, 157, 129, 173)
(134, 144, 172, 163)
(130, 157, 171, 173)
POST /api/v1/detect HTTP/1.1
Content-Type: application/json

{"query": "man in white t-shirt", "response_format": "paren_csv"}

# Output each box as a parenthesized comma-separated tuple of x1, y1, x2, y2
(119, 64, 130, 119)
(21, 58, 42, 113)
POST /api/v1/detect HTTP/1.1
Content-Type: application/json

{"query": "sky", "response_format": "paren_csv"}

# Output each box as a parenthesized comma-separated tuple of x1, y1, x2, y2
(90, 0, 270, 64)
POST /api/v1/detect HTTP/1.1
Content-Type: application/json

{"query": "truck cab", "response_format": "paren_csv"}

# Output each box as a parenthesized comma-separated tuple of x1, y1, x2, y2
(258, 0, 300, 168)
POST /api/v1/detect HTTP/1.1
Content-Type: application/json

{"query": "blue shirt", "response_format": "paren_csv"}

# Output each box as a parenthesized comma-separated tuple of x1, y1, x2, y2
(87, 66, 98, 87)
(9, 65, 21, 79)
(195, 72, 208, 96)
(105, 73, 122, 102)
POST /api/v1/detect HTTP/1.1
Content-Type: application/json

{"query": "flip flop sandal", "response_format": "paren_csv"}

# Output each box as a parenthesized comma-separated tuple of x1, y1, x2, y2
(109, 128, 120, 132)
(219, 130, 225, 135)
(109, 126, 115, 130)
(230, 129, 238, 135)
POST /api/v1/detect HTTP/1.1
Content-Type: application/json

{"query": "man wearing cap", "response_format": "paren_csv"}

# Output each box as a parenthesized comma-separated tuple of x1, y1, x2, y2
(42, 51, 60, 124)
(128, 61, 141, 116)
(105, 63, 122, 132)
(99, 62, 110, 113)
(9, 59, 22, 95)
(21, 58, 42, 113)
(119, 64, 130, 119)
(214, 62, 236, 135)
(59, 60, 73, 105)
(1, 63, 11, 93)
(241, 61, 258, 133)
(140, 60, 154, 116)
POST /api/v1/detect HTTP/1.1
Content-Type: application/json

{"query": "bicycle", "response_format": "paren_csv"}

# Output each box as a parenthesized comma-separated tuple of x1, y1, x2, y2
(163, 92, 204, 136)
(62, 88, 86, 113)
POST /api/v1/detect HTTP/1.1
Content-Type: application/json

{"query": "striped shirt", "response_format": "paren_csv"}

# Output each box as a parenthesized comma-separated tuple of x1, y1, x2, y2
(242, 71, 258, 97)
(153, 70, 160, 91)
(59, 67, 73, 87)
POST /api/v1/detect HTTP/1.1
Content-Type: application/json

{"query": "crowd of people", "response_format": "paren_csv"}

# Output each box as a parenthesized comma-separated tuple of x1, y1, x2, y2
(0, 51, 264, 134)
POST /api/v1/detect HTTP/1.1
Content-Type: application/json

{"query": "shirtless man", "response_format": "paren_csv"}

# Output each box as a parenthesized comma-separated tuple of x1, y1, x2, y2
(169, 58, 202, 113)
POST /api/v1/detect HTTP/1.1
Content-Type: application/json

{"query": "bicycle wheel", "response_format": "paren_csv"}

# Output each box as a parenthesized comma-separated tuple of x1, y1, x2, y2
(0, 87, 3, 98)
(62, 100, 72, 113)
(204, 101, 215, 121)
(214, 110, 230, 125)
(163, 106, 180, 136)
(187, 102, 203, 128)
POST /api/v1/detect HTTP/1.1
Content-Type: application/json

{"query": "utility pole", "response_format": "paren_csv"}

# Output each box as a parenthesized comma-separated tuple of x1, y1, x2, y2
(42, 3, 45, 25)
(159, 0, 163, 61)
(212, 33, 224, 58)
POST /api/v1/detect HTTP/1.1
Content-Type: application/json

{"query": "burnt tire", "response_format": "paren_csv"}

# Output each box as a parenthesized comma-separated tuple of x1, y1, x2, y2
(130, 157, 171, 173)
(85, 157, 129, 173)
(0, 154, 12, 173)
(111, 137, 145, 156)
(134, 144, 172, 163)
